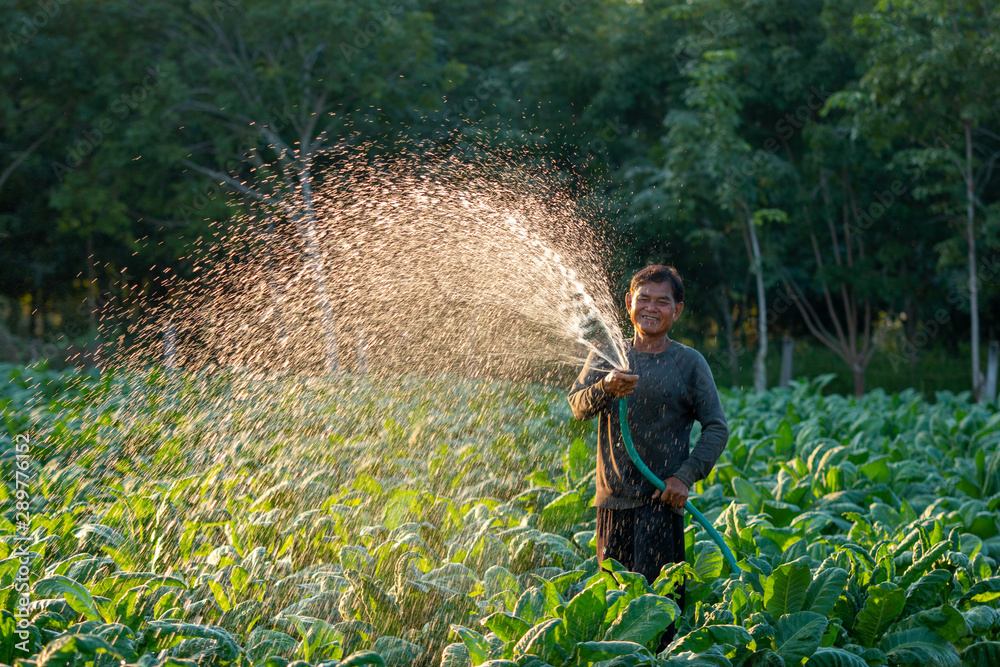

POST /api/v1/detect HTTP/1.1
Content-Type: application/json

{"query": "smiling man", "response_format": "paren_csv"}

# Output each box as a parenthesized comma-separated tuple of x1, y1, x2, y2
(568, 265, 729, 640)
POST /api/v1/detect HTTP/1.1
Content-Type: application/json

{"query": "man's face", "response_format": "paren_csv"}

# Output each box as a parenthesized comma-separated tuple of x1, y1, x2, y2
(626, 281, 684, 338)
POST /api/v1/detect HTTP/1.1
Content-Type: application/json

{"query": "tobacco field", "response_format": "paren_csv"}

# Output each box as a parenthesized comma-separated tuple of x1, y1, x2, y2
(1, 365, 999, 667)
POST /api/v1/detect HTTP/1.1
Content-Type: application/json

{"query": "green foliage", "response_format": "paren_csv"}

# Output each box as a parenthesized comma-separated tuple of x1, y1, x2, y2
(2, 368, 999, 667)
(854, 583, 905, 647)
(763, 558, 811, 617)
(5, 0, 1000, 397)
(878, 629, 961, 667)
(773, 612, 827, 665)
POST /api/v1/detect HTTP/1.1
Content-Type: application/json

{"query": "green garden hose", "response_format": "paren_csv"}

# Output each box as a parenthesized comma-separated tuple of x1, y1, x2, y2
(617, 398, 741, 575)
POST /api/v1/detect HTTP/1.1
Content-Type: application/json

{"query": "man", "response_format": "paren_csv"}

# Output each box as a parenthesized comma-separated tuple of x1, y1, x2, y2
(567, 265, 729, 628)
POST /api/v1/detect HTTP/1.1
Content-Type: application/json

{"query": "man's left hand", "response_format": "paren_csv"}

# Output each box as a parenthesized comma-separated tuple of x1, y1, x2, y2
(652, 476, 689, 508)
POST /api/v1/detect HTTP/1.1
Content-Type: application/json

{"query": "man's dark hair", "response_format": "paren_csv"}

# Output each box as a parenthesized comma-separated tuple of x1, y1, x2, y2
(629, 265, 684, 303)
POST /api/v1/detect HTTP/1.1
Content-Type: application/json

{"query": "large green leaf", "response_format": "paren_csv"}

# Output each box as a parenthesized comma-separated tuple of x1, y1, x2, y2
(344, 571, 404, 635)
(114, 585, 157, 632)
(742, 648, 783, 667)
(802, 567, 848, 617)
(142, 621, 241, 661)
(960, 641, 1000, 667)
(513, 618, 564, 664)
(566, 438, 589, 483)
(514, 587, 547, 625)
(858, 457, 891, 484)
(878, 629, 960, 667)
(960, 577, 1000, 604)
(902, 604, 968, 643)
(371, 635, 423, 667)
(334, 620, 375, 658)
(282, 590, 342, 625)
(653, 562, 699, 598)
(762, 501, 803, 529)
(854, 582, 905, 647)
(665, 645, 736, 666)
(563, 581, 607, 644)
(962, 606, 999, 635)
(764, 558, 812, 618)
(549, 570, 586, 597)
(693, 541, 725, 583)
(35, 634, 123, 667)
(34, 575, 103, 622)
(733, 477, 763, 512)
(902, 569, 951, 616)
(65, 621, 137, 661)
(534, 576, 567, 618)
(602, 590, 630, 634)
(773, 611, 827, 665)
(340, 545, 373, 573)
(483, 566, 522, 612)
(775, 420, 794, 458)
(539, 490, 585, 532)
(481, 612, 531, 644)
(672, 625, 754, 655)
(340, 650, 387, 667)
(90, 572, 186, 605)
(75, 524, 126, 549)
(421, 563, 484, 597)
(246, 628, 298, 663)
(576, 641, 652, 664)
(440, 642, 472, 667)
(451, 625, 491, 665)
(805, 647, 868, 667)
(898, 541, 951, 588)
(290, 616, 344, 662)
(603, 594, 680, 647)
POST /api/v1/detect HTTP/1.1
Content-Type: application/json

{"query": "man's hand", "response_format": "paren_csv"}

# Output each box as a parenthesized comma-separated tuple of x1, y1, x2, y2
(601, 370, 638, 397)
(652, 476, 689, 509)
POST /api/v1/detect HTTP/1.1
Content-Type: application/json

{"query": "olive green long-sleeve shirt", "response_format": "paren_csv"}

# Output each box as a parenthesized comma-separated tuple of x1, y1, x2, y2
(568, 341, 729, 509)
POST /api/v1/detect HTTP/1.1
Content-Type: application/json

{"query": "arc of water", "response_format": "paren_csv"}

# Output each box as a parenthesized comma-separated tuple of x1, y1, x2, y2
(501, 215, 629, 372)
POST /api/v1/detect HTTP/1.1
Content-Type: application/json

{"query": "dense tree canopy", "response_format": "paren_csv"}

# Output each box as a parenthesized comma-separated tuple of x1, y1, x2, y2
(2, 0, 998, 394)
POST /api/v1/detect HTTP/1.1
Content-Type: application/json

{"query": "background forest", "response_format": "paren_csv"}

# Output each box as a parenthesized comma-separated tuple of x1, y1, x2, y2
(2, 0, 999, 397)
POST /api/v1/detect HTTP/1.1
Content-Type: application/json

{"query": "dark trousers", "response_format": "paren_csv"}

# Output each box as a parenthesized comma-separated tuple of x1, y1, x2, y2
(596, 504, 686, 647)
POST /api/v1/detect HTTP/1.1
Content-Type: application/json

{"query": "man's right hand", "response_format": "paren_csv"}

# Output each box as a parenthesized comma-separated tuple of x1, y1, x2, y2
(601, 370, 638, 397)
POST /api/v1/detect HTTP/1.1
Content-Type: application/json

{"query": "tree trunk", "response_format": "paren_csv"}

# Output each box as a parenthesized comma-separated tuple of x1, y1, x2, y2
(298, 164, 340, 373)
(852, 360, 865, 397)
(783, 169, 883, 398)
(780, 336, 794, 388)
(745, 209, 767, 394)
(964, 120, 982, 399)
(985, 340, 998, 403)
(715, 287, 738, 387)
(0, 127, 54, 193)
(33, 291, 43, 338)
(355, 326, 369, 375)
(86, 236, 97, 331)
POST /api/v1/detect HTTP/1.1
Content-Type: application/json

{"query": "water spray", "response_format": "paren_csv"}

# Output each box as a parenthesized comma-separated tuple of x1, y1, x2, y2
(105, 142, 747, 589)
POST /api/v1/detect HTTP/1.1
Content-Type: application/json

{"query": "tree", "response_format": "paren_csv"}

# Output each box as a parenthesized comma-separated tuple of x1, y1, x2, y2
(0, 0, 218, 345)
(842, 0, 1000, 399)
(163, 0, 461, 372)
(643, 48, 789, 393)
(780, 163, 886, 396)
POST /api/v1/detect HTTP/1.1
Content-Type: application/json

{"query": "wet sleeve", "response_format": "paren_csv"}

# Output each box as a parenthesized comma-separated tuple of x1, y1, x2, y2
(567, 352, 613, 421)
(674, 353, 729, 488)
